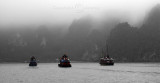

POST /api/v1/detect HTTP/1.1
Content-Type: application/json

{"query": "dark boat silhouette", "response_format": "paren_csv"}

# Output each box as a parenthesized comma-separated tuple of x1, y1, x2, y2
(29, 56, 37, 66)
(58, 54, 71, 67)
(100, 42, 114, 65)
(100, 55, 114, 65)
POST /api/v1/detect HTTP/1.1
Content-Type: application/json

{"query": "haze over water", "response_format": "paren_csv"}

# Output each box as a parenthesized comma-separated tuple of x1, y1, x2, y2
(1, 0, 160, 27)
(1, 1, 160, 83)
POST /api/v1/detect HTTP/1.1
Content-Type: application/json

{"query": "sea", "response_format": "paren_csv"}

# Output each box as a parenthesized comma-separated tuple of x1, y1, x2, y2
(0, 63, 160, 83)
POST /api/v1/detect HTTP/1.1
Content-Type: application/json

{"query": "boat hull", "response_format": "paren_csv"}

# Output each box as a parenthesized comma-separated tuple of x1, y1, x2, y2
(58, 63, 71, 67)
(100, 62, 114, 65)
(29, 61, 37, 66)
(100, 59, 114, 66)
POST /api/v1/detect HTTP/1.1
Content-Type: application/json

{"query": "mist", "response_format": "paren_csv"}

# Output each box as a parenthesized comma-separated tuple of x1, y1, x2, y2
(0, 0, 160, 62)
(0, 0, 160, 27)
(1, 1, 160, 83)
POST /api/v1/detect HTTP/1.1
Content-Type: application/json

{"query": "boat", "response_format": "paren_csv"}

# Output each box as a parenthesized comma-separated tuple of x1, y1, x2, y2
(99, 42, 114, 65)
(29, 56, 37, 66)
(58, 54, 71, 67)
(100, 55, 114, 65)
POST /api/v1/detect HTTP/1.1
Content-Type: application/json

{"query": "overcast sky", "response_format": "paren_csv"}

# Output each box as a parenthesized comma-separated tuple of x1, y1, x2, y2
(0, 0, 160, 27)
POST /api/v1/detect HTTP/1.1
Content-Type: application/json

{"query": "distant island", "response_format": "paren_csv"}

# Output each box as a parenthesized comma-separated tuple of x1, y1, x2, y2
(0, 5, 160, 62)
